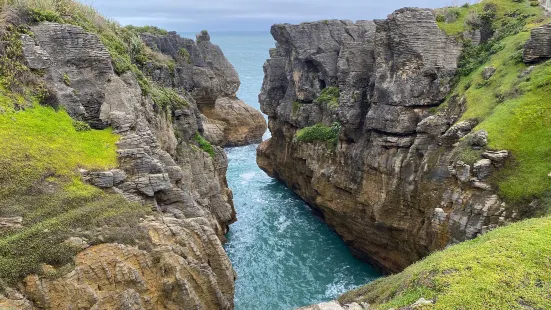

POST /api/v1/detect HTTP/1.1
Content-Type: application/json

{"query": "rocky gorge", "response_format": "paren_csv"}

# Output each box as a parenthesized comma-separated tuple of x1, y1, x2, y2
(258, 8, 498, 273)
(0, 0, 550, 309)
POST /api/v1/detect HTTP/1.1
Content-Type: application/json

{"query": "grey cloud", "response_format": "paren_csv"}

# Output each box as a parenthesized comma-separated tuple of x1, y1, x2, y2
(85, 0, 454, 32)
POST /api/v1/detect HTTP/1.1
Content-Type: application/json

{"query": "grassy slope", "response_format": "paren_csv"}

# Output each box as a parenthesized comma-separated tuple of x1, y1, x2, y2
(0, 100, 151, 288)
(340, 1, 551, 308)
(0, 0, 170, 289)
(436, 0, 551, 206)
(340, 216, 551, 309)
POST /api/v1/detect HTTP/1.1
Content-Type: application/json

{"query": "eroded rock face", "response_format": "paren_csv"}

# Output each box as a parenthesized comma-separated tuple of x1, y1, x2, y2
(16, 22, 236, 309)
(140, 31, 266, 146)
(524, 23, 551, 63)
(1, 217, 234, 310)
(258, 9, 520, 273)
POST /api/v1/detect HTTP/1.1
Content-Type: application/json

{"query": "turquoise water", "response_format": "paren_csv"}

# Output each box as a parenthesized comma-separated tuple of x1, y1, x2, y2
(208, 32, 381, 310)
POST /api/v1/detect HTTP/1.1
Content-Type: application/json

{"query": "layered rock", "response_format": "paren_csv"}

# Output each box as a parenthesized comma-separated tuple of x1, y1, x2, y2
(5, 21, 237, 309)
(140, 31, 266, 146)
(524, 23, 551, 63)
(258, 9, 520, 273)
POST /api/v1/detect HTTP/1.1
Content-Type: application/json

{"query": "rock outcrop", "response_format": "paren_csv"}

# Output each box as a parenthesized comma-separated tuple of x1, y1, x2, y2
(3, 21, 237, 309)
(140, 31, 266, 146)
(524, 23, 551, 63)
(258, 9, 521, 273)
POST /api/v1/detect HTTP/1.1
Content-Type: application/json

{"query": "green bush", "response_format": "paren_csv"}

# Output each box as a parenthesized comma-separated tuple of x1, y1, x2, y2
(295, 122, 341, 150)
(178, 48, 191, 64)
(314, 86, 340, 109)
(151, 87, 188, 110)
(72, 120, 91, 132)
(125, 25, 169, 36)
(194, 132, 215, 158)
(29, 9, 63, 23)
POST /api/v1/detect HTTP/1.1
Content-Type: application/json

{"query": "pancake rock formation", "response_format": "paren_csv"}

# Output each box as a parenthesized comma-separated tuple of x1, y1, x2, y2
(257, 9, 523, 273)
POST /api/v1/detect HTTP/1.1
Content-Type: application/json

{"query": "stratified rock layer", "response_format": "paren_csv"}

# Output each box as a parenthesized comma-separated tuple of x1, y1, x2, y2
(140, 31, 266, 146)
(5, 22, 237, 309)
(524, 23, 551, 63)
(258, 9, 520, 273)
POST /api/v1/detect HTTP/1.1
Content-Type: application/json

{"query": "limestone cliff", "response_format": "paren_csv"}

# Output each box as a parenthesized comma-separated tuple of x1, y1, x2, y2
(0, 5, 240, 309)
(257, 6, 543, 273)
(140, 30, 267, 147)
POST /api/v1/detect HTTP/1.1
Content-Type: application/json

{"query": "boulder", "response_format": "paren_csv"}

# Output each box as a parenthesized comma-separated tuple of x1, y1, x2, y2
(524, 23, 551, 63)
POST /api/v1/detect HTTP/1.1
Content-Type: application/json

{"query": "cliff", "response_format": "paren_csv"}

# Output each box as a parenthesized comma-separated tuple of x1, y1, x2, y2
(258, 0, 551, 275)
(139, 30, 267, 147)
(0, 1, 254, 308)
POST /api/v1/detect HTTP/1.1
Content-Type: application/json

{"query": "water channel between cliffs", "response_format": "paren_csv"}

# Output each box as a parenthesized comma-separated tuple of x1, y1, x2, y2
(205, 32, 381, 310)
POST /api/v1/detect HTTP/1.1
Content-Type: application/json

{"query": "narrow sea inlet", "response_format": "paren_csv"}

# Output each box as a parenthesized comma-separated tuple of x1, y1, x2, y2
(206, 32, 381, 309)
(224, 144, 380, 309)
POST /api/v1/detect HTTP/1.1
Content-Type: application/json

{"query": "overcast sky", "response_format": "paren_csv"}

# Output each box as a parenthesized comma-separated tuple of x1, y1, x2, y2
(85, 0, 458, 33)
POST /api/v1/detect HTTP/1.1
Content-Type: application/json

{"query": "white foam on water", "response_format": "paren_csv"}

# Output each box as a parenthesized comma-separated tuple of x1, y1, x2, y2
(276, 215, 291, 233)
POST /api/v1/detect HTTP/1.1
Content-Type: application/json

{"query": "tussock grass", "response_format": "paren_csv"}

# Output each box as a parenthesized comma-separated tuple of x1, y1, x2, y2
(0, 104, 151, 289)
(340, 216, 551, 309)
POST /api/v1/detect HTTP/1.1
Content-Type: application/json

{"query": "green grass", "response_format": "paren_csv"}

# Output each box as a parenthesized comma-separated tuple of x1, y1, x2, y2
(295, 122, 340, 150)
(0, 104, 150, 288)
(439, 24, 551, 204)
(314, 86, 339, 109)
(194, 132, 215, 158)
(340, 216, 551, 309)
(125, 25, 168, 36)
(435, 0, 542, 36)
(151, 86, 189, 111)
(292, 101, 302, 117)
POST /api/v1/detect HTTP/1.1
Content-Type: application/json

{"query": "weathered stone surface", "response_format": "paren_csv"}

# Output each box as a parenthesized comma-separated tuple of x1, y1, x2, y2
(201, 97, 267, 146)
(0, 217, 23, 229)
(258, 9, 518, 273)
(473, 159, 493, 180)
(482, 150, 510, 166)
(140, 30, 266, 146)
(19, 22, 236, 309)
(524, 23, 551, 63)
(5, 217, 235, 310)
(469, 130, 488, 147)
(482, 66, 496, 80)
(22, 22, 113, 129)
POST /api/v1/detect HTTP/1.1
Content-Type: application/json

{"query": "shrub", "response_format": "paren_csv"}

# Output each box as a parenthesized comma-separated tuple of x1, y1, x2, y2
(124, 25, 168, 36)
(29, 8, 63, 23)
(314, 86, 340, 109)
(178, 48, 191, 64)
(295, 122, 341, 150)
(72, 120, 91, 132)
(194, 132, 215, 158)
(151, 87, 188, 110)
(445, 8, 461, 23)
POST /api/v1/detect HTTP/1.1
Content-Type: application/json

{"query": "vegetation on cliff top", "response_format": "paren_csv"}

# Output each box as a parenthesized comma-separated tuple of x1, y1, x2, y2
(0, 103, 150, 289)
(340, 1, 551, 307)
(435, 0, 542, 36)
(435, 0, 551, 207)
(340, 216, 551, 309)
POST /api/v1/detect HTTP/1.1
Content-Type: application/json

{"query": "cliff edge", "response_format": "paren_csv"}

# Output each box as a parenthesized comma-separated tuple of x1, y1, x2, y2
(258, 0, 550, 274)
(0, 1, 250, 308)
